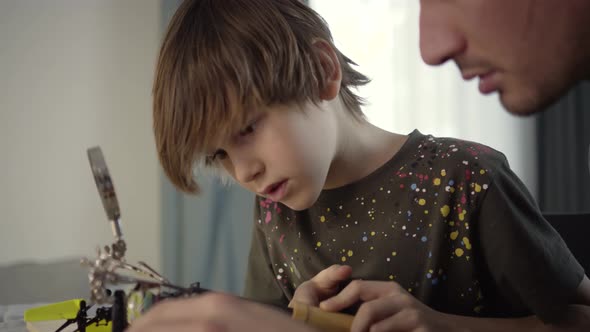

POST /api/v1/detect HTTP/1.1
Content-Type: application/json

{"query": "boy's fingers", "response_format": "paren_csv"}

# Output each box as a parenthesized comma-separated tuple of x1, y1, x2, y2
(320, 280, 398, 312)
(289, 265, 352, 307)
(350, 296, 404, 332)
(319, 281, 363, 312)
(311, 264, 352, 289)
(289, 285, 319, 307)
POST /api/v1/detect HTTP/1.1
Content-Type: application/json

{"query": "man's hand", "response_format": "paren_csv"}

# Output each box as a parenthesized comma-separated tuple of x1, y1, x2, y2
(126, 292, 315, 332)
(320, 280, 457, 332)
(289, 264, 353, 307)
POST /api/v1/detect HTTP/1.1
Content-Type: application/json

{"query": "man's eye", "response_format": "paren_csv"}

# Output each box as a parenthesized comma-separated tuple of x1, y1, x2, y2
(205, 150, 227, 166)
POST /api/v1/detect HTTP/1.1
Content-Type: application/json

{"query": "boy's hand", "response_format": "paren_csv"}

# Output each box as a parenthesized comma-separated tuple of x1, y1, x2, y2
(126, 292, 314, 332)
(319, 280, 457, 332)
(289, 264, 353, 307)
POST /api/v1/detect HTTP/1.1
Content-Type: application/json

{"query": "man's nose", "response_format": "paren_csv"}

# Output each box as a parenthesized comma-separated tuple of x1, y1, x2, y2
(418, 5, 465, 66)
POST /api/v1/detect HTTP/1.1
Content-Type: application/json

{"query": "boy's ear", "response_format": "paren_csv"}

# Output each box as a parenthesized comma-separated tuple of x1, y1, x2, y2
(313, 39, 342, 101)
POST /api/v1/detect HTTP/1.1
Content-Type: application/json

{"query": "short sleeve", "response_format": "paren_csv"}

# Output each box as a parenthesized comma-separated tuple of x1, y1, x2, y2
(242, 197, 289, 308)
(477, 158, 584, 323)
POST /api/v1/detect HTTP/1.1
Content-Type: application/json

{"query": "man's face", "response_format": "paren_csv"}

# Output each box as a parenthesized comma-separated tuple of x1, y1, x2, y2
(418, 0, 587, 115)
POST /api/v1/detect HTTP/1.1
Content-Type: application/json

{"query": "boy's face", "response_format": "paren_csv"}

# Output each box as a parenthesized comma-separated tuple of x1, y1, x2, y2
(208, 103, 338, 211)
(418, 0, 587, 115)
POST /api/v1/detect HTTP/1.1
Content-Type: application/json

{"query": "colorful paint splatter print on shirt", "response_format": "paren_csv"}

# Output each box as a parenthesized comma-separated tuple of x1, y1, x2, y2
(243, 130, 583, 322)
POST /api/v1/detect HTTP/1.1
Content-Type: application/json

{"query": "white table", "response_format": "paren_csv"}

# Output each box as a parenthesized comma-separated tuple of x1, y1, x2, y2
(0, 304, 41, 332)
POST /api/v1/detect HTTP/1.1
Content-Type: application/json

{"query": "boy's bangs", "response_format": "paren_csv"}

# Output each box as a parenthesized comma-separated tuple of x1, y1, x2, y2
(154, 0, 369, 193)
(190, 32, 315, 160)
(193, 82, 264, 163)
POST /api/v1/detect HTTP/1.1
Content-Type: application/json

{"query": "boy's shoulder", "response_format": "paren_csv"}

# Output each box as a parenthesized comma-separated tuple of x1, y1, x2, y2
(407, 130, 509, 173)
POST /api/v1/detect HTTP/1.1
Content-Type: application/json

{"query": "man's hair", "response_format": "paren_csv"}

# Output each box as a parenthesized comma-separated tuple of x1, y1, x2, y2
(153, 0, 370, 193)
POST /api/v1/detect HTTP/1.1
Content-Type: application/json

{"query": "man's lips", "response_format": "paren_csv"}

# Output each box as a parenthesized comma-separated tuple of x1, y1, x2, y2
(462, 70, 492, 81)
(462, 70, 499, 94)
(478, 71, 499, 94)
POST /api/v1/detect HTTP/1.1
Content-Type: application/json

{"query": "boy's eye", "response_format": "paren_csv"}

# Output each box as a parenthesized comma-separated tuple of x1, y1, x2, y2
(238, 119, 258, 137)
(205, 149, 227, 166)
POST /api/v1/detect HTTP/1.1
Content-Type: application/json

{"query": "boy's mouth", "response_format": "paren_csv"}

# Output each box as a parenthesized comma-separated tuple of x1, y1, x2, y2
(260, 180, 288, 201)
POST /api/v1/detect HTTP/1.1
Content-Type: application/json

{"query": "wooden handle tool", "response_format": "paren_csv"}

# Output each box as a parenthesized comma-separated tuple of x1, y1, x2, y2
(290, 301, 354, 332)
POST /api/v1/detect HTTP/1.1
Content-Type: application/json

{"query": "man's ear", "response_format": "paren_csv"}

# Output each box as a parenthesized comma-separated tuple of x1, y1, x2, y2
(313, 39, 342, 101)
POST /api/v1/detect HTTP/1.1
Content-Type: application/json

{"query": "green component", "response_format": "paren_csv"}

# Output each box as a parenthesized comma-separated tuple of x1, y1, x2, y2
(127, 290, 156, 323)
(24, 299, 83, 321)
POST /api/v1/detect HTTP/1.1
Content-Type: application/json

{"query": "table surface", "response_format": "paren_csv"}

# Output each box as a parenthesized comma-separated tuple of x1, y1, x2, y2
(0, 304, 37, 332)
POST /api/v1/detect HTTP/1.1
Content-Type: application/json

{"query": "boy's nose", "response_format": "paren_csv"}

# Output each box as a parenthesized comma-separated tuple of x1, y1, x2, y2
(233, 155, 263, 184)
(419, 6, 465, 66)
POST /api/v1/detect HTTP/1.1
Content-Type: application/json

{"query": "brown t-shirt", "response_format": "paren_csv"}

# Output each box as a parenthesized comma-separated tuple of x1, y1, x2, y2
(243, 130, 584, 323)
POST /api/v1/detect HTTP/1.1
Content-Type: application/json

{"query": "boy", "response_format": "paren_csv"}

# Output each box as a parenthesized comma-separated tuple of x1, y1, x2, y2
(131, 0, 590, 331)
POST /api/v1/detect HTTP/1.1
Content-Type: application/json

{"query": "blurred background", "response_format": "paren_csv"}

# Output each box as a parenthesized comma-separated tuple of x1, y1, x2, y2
(1, 0, 588, 306)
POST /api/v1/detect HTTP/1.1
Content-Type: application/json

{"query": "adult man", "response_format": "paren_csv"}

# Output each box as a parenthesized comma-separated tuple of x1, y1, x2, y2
(418, 0, 590, 116)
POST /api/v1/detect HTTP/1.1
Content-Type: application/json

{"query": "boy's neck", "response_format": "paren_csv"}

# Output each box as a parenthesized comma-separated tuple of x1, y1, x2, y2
(323, 110, 408, 190)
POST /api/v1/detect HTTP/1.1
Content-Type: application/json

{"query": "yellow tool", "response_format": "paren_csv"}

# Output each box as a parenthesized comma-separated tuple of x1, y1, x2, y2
(24, 299, 111, 332)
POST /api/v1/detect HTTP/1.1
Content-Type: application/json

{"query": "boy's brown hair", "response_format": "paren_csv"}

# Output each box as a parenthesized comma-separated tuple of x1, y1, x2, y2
(153, 0, 370, 193)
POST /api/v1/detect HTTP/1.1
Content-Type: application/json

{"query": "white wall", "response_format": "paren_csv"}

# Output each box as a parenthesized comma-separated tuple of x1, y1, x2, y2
(0, 1, 162, 269)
